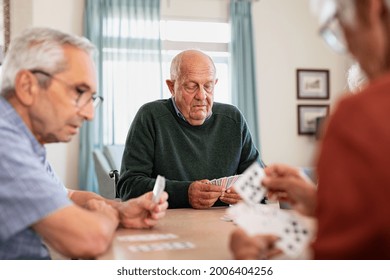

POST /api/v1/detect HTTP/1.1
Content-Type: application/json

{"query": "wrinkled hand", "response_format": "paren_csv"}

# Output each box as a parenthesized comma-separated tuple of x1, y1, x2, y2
(188, 180, 223, 209)
(85, 199, 120, 224)
(219, 188, 242, 205)
(262, 164, 317, 217)
(117, 191, 168, 229)
(230, 228, 281, 260)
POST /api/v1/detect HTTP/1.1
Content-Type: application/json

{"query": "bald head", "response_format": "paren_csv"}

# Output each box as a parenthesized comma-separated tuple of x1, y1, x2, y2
(170, 50, 216, 82)
(166, 50, 218, 126)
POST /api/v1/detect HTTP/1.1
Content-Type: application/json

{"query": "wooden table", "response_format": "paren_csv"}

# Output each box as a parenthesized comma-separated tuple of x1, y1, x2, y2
(98, 207, 236, 260)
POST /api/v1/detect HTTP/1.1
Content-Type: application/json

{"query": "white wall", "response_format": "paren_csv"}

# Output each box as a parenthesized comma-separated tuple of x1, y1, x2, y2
(253, 0, 349, 167)
(161, 0, 228, 20)
(10, 0, 349, 189)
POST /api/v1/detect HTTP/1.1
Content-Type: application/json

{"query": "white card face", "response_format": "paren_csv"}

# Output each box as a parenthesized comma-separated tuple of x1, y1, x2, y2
(117, 233, 178, 242)
(274, 211, 312, 257)
(228, 202, 313, 258)
(227, 203, 280, 236)
(152, 175, 165, 203)
(127, 241, 195, 253)
(233, 162, 266, 204)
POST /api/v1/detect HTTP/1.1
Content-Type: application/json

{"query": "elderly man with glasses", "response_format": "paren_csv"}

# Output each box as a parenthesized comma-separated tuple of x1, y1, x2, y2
(230, 0, 390, 260)
(0, 27, 168, 260)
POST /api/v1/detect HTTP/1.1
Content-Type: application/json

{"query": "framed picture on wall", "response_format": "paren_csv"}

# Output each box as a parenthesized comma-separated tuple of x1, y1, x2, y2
(298, 105, 329, 135)
(297, 69, 329, 99)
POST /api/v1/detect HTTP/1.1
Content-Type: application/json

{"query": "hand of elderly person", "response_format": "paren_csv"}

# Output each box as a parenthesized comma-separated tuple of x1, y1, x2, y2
(117, 191, 169, 229)
(230, 228, 281, 260)
(219, 187, 242, 205)
(262, 164, 317, 217)
(188, 180, 223, 209)
(85, 199, 120, 225)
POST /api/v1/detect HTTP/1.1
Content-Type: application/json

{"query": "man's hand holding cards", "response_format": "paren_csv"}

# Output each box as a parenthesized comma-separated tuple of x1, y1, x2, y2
(209, 175, 242, 190)
(207, 175, 242, 205)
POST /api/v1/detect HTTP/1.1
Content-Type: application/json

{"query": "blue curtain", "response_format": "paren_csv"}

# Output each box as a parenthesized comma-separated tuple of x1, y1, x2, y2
(80, 0, 162, 192)
(230, 0, 260, 150)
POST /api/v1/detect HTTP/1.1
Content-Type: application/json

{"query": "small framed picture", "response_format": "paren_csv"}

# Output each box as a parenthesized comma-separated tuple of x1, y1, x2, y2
(297, 69, 329, 99)
(298, 105, 329, 135)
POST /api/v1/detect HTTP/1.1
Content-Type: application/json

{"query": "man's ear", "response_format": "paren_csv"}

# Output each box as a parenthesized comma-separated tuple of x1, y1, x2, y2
(166, 79, 175, 96)
(14, 70, 40, 106)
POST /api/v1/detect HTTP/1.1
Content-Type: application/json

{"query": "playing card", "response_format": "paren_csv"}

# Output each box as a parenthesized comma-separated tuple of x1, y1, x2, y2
(274, 211, 312, 257)
(127, 241, 195, 253)
(152, 175, 165, 203)
(214, 178, 221, 186)
(233, 162, 266, 204)
(226, 175, 242, 190)
(228, 202, 313, 258)
(221, 177, 227, 188)
(208, 175, 242, 191)
(228, 203, 279, 235)
(117, 233, 178, 242)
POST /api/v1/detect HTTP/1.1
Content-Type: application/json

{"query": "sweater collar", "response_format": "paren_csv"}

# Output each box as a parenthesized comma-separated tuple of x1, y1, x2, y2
(170, 97, 212, 124)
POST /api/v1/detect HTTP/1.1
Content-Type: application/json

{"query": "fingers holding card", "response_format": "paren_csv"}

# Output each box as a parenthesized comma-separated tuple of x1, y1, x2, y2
(228, 203, 314, 258)
(228, 160, 314, 259)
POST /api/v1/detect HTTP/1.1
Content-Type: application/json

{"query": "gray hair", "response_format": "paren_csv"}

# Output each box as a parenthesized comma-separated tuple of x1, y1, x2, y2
(1, 27, 95, 96)
(169, 49, 216, 81)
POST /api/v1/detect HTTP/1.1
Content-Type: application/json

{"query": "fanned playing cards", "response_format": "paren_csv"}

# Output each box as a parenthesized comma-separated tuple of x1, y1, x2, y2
(228, 162, 314, 257)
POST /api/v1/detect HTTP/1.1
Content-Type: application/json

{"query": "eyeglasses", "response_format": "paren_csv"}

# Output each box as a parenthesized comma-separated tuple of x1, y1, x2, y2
(319, 13, 347, 53)
(30, 69, 103, 109)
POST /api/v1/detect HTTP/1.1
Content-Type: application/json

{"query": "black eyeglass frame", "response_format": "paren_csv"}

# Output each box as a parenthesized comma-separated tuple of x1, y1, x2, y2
(29, 69, 103, 109)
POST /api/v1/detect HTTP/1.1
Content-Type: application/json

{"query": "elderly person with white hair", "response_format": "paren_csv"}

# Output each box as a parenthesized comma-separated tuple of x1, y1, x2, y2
(230, 0, 390, 260)
(0, 27, 168, 260)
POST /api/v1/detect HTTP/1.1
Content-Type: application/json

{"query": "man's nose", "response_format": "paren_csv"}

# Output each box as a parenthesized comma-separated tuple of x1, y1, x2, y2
(195, 86, 207, 100)
(79, 101, 94, 121)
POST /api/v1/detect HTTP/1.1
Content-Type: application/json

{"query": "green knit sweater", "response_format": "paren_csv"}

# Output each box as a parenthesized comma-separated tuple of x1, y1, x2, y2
(117, 98, 262, 208)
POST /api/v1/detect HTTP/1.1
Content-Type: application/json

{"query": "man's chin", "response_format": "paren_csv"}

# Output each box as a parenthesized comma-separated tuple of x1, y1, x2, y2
(62, 137, 73, 143)
(45, 137, 72, 144)
(188, 116, 207, 126)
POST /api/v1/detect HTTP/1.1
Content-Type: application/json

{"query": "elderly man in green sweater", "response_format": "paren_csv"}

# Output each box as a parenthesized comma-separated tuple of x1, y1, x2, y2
(117, 50, 264, 209)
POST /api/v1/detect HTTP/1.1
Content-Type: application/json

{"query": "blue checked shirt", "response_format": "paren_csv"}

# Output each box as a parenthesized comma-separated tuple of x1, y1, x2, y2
(0, 97, 72, 259)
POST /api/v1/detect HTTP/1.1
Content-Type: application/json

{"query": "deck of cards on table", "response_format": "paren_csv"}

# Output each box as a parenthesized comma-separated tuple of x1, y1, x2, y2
(228, 162, 314, 258)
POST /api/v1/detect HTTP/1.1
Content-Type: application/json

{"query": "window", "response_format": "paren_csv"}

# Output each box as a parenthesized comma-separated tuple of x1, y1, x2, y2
(103, 19, 231, 145)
